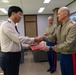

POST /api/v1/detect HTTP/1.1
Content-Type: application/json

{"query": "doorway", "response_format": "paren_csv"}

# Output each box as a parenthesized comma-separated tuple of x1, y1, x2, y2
(24, 15, 37, 37)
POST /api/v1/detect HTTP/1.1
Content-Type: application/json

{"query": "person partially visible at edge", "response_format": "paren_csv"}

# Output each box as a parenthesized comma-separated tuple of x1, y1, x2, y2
(44, 16, 57, 73)
(0, 6, 40, 75)
(40, 7, 76, 75)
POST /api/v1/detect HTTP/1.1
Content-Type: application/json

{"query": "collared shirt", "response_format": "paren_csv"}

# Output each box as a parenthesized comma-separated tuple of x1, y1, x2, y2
(0, 18, 34, 52)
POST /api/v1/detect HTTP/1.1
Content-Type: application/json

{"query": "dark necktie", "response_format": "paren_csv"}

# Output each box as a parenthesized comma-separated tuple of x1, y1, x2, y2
(15, 26, 23, 54)
(8, 20, 20, 34)
(15, 26, 20, 34)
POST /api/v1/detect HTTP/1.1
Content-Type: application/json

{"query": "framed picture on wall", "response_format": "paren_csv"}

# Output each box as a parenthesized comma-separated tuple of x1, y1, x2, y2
(70, 13, 76, 22)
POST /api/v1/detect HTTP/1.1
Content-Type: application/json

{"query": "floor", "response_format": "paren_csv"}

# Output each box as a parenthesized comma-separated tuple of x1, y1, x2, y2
(0, 50, 61, 75)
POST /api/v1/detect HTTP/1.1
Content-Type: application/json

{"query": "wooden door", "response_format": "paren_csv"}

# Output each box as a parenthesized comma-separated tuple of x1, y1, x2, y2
(24, 15, 37, 37)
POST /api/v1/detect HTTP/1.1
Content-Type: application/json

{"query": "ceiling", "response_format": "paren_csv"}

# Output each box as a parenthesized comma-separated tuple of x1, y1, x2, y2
(0, 0, 75, 15)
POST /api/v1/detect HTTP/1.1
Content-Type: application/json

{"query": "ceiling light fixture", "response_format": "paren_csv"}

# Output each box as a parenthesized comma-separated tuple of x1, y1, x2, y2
(0, 8, 8, 14)
(38, 7, 45, 13)
(43, 0, 51, 3)
(2, 0, 9, 3)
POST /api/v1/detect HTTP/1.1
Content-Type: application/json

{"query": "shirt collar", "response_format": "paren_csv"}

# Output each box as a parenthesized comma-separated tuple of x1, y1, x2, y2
(8, 18, 16, 26)
(62, 18, 70, 26)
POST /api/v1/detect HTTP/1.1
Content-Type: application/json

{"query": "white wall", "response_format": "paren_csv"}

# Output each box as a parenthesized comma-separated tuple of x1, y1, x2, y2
(67, 1, 76, 14)
(37, 15, 53, 36)
(18, 16, 24, 36)
(0, 15, 8, 22)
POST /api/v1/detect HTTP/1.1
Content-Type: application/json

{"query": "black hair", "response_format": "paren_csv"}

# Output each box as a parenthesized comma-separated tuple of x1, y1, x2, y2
(8, 6, 23, 17)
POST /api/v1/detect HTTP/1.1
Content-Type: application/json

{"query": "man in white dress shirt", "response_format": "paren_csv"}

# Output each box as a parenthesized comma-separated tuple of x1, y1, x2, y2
(0, 6, 39, 75)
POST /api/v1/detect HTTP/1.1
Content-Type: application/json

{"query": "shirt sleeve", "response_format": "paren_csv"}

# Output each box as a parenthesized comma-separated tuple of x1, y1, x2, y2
(21, 44, 30, 49)
(42, 30, 56, 42)
(19, 36, 34, 44)
(3, 24, 34, 44)
(3, 24, 20, 43)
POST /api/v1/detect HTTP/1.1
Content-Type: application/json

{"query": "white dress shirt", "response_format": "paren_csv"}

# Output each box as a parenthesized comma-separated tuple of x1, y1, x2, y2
(0, 19, 34, 52)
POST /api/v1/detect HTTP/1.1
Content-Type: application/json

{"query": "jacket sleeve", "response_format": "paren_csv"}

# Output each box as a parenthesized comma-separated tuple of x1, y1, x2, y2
(43, 26, 57, 42)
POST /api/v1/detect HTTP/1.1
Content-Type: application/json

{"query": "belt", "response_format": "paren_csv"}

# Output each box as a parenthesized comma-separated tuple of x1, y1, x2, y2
(0, 51, 21, 55)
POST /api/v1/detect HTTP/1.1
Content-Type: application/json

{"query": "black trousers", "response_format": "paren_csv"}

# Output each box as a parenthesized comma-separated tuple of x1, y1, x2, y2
(0, 52, 21, 75)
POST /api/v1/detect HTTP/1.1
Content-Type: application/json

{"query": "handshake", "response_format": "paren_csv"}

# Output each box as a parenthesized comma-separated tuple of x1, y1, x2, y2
(32, 36, 51, 52)
(34, 36, 43, 43)
(34, 33, 48, 43)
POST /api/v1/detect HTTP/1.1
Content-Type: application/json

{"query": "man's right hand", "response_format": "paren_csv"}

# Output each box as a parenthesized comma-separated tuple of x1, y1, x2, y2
(34, 37, 42, 43)
(44, 33, 48, 36)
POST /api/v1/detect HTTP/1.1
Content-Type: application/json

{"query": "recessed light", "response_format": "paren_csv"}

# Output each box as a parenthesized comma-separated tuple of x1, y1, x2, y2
(38, 7, 45, 13)
(2, 0, 9, 3)
(43, 0, 51, 3)
(0, 8, 8, 14)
